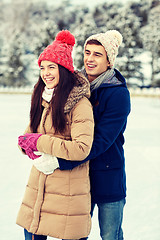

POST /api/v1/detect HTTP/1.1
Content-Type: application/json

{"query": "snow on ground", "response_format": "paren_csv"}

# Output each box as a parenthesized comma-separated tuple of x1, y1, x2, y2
(0, 93, 160, 240)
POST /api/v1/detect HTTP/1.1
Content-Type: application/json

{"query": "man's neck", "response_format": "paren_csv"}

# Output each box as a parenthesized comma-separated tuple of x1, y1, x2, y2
(88, 75, 96, 83)
(88, 70, 108, 83)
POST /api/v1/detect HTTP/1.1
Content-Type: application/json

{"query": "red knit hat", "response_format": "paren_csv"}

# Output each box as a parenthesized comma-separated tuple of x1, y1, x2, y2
(38, 30, 75, 72)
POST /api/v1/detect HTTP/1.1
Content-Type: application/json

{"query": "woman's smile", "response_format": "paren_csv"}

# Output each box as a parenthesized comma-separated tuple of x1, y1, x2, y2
(40, 61, 59, 89)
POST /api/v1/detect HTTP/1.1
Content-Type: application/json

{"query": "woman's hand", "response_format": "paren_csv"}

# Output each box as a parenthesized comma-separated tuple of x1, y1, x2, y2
(18, 133, 42, 160)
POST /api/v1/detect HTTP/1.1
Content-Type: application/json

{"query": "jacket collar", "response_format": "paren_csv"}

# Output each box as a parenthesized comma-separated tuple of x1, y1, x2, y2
(98, 69, 127, 89)
(64, 71, 90, 113)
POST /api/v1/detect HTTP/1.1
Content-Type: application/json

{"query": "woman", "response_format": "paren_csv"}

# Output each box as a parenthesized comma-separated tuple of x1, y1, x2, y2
(16, 30, 94, 240)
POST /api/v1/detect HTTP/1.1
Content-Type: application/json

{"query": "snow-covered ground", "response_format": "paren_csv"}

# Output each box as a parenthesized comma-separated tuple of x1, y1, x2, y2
(0, 93, 160, 240)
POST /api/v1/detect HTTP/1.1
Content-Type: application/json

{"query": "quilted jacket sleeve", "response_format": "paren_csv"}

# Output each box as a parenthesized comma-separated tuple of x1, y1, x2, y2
(58, 86, 131, 170)
(36, 97, 94, 161)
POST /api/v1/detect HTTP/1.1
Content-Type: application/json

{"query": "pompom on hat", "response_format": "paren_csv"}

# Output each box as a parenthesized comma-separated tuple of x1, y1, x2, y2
(38, 30, 75, 72)
(84, 30, 123, 68)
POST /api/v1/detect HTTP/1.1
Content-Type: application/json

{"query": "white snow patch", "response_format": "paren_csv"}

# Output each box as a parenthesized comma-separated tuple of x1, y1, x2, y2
(0, 94, 160, 239)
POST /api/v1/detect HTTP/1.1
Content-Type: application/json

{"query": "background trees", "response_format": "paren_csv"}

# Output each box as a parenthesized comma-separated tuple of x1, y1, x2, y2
(0, 0, 159, 87)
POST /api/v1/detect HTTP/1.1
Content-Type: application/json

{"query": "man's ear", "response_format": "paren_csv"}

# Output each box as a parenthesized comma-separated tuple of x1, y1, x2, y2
(107, 62, 111, 69)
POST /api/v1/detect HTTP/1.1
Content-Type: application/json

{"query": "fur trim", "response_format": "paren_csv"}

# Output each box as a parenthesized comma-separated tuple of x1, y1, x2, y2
(64, 71, 90, 113)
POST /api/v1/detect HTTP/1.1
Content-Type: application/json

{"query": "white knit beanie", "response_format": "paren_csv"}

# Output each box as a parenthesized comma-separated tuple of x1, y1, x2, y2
(84, 30, 123, 68)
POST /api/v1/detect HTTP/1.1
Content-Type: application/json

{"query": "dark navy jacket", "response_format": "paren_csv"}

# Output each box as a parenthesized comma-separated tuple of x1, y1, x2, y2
(58, 69, 131, 203)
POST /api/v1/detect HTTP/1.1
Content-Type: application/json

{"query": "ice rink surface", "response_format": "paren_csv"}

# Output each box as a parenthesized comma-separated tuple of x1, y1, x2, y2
(0, 94, 160, 240)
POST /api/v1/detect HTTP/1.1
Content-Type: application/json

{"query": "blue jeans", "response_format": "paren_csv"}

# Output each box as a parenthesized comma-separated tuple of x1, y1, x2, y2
(24, 229, 47, 240)
(80, 199, 126, 240)
(24, 229, 78, 240)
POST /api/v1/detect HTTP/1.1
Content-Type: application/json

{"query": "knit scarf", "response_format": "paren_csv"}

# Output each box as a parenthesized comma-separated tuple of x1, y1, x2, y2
(42, 86, 55, 102)
(81, 68, 122, 92)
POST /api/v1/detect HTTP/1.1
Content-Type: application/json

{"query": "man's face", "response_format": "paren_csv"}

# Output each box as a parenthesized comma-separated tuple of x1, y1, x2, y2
(84, 44, 110, 82)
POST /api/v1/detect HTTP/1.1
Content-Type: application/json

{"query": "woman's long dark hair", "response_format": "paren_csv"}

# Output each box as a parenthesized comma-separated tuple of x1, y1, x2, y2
(30, 65, 76, 133)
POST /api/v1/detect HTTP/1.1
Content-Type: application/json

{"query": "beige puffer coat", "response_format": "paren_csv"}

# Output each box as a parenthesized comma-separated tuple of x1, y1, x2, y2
(16, 72, 94, 239)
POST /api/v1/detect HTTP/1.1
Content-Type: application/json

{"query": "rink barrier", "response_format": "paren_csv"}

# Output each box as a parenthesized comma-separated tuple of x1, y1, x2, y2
(0, 86, 160, 97)
(0, 86, 33, 94)
(129, 87, 160, 97)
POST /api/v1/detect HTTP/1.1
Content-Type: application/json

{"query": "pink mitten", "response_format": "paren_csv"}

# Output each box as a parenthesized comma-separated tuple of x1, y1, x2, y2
(18, 133, 42, 153)
(25, 148, 41, 160)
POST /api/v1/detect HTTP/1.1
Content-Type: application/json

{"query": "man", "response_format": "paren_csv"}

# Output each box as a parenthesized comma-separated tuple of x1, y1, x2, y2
(58, 30, 131, 240)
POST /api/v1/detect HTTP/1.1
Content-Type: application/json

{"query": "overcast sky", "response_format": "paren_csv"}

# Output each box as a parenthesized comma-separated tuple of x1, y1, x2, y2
(2, 0, 141, 6)
(49, 0, 141, 7)
(70, 0, 140, 5)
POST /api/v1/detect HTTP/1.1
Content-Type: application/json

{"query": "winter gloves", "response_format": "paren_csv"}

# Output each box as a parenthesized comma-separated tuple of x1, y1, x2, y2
(33, 152, 59, 175)
(18, 133, 42, 160)
(18, 133, 59, 174)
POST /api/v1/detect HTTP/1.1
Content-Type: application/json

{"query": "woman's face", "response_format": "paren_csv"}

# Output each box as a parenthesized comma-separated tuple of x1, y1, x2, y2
(40, 60, 60, 89)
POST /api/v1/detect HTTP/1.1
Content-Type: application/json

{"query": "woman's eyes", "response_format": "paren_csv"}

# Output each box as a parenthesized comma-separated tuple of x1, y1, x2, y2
(40, 67, 55, 70)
